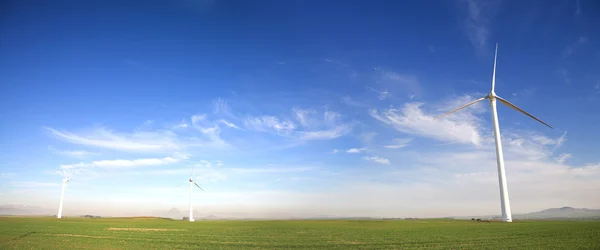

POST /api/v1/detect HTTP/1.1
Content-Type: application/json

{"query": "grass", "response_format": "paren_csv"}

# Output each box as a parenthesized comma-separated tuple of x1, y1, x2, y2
(1, 217, 599, 249)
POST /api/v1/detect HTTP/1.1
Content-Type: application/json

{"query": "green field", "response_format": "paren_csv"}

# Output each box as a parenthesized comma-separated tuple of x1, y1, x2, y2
(1, 217, 599, 249)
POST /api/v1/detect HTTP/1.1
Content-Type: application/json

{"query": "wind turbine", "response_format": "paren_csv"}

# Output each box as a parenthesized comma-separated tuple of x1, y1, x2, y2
(435, 43, 552, 222)
(187, 168, 204, 222)
(57, 169, 74, 219)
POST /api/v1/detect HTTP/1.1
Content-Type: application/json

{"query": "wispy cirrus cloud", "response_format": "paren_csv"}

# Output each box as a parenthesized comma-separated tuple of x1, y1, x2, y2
(370, 101, 482, 146)
(296, 124, 352, 141)
(44, 127, 184, 152)
(463, 0, 498, 50)
(362, 156, 390, 165)
(46, 109, 244, 155)
(293, 108, 316, 127)
(376, 69, 421, 98)
(195, 159, 224, 168)
(229, 166, 315, 174)
(244, 115, 297, 134)
(346, 147, 367, 153)
(218, 119, 240, 129)
(555, 153, 572, 164)
(189, 114, 231, 148)
(245, 109, 353, 142)
(60, 155, 187, 169)
(368, 87, 390, 100)
(563, 36, 588, 58)
(331, 147, 367, 154)
(384, 138, 412, 149)
(48, 145, 98, 158)
(173, 119, 190, 129)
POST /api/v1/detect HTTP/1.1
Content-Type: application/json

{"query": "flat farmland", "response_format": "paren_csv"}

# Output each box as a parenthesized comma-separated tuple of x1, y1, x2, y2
(0, 217, 599, 249)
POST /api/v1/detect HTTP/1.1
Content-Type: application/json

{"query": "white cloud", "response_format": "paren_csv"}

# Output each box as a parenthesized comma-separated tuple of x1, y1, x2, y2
(358, 132, 377, 145)
(213, 97, 234, 117)
(383, 71, 418, 86)
(563, 36, 588, 58)
(229, 167, 315, 174)
(245, 109, 352, 142)
(370, 102, 481, 145)
(531, 135, 556, 145)
(190, 114, 229, 148)
(218, 119, 240, 129)
(464, 0, 492, 50)
(368, 87, 390, 100)
(60, 155, 187, 169)
(194, 159, 224, 168)
(296, 124, 352, 141)
(45, 127, 183, 152)
(555, 153, 572, 164)
(48, 146, 98, 158)
(555, 131, 568, 150)
(293, 108, 316, 127)
(174, 120, 189, 129)
(559, 68, 572, 85)
(332, 147, 367, 154)
(370, 69, 422, 99)
(134, 120, 155, 132)
(323, 111, 341, 126)
(140, 168, 228, 183)
(362, 156, 390, 165)
(22, 92, 599, 218)
(244, 116, 296, 134)
(346, 147, 367, 153)
(384, 138, 412, 149)
(341, 96, 367, 107)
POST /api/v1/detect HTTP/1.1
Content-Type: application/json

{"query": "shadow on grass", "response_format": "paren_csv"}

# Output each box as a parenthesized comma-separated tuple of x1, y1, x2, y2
(1, 231, 36, 244)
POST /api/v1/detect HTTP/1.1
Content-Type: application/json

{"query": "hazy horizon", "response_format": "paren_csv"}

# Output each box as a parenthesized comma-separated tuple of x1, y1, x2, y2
(1, 0, 599, 219)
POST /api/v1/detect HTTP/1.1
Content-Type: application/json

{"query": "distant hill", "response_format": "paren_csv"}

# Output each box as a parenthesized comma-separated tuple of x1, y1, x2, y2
(516, 207, 600, 219)
(163, 207, 183, 219)
(0, 205, 52, 216)
(2, 204, 599, 220)
(455, 207, 600, 220)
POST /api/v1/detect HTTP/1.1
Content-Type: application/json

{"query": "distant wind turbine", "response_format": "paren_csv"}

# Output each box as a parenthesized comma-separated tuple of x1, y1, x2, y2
(435, 43, 552, 222)
(187, 168, 204, 222)
(57, 169, 74, 219)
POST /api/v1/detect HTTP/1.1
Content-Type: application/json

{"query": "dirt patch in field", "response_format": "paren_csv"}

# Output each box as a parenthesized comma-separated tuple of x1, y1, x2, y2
(106, 228, 184, 232)
(54, 234, 113, 239)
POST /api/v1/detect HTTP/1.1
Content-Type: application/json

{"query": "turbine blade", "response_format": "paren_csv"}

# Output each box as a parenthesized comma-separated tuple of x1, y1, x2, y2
(190, 167, 194, 179)
(495, 96, 552, 129)
(434, 96, 487, 120)
(62, 169, 67, 178)
(492, 43, 498, 92)
(193, 181, 204, 191)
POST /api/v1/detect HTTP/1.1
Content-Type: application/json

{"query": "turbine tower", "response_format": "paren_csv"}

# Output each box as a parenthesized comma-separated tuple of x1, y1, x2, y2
(435, 43, 552, 222)
(187, 168, 204, 222)
(57, 169, 74, 219)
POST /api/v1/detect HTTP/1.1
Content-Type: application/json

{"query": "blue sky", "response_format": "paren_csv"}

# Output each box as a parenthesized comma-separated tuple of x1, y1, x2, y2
(1, 0, 599, 218)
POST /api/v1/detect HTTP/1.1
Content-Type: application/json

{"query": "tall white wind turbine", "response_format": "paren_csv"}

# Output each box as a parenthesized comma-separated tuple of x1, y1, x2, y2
(57, 169, 74, 219)
(187, 168, 204, 222)
(435, 43, 552, 222)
